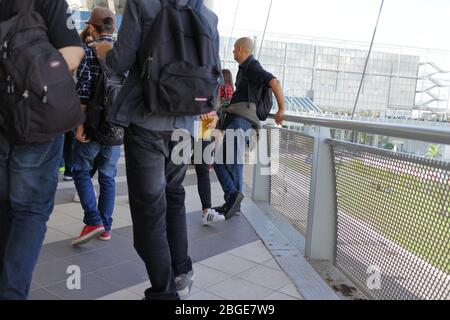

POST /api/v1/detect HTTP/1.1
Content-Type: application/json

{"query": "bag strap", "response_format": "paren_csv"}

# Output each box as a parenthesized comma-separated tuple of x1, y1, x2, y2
(245, 60, 258, 105)
(91, 40, 120, 79)
(13, 0, 36, 14)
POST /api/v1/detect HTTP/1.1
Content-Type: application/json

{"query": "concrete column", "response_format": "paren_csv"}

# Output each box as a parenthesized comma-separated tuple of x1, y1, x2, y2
(252, 129, 271, 202)
(305, 127, 338, 261)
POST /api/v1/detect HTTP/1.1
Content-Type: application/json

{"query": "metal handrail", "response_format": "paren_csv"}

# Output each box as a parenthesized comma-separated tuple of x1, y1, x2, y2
(269, 114, 450, 145)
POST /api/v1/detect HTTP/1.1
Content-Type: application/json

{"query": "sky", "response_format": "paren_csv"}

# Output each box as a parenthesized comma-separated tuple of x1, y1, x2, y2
(213, 0, 450, 52)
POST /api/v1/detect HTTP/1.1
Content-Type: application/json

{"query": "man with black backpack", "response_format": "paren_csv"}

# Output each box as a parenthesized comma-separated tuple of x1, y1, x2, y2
(71, 7, 124, 247)
(0, 0, 84, 299)
(95, 0, 221, 300)
(213, 37, 285, 220)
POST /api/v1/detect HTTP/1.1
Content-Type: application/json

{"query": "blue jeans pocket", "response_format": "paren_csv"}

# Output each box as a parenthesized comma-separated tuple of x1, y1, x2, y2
(72, 141, 100, 172)
(12, 140, 55, 168)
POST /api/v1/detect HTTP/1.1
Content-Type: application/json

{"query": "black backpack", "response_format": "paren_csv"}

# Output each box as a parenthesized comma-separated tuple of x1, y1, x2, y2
(139, 0, 221, 116)
(246, 61, 274, 121)
(0, 0, 82, 144)
(85, 52, 125, 146)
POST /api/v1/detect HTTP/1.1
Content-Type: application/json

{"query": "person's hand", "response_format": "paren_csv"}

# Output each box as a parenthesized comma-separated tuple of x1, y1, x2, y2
(207, 113, 219, 129)
(86, 36, 95, 45)
(200, 111, 217, 121)
(75, 124, 90, 143)
(275, 109, 285, 126)
(95, 42, 113, 61)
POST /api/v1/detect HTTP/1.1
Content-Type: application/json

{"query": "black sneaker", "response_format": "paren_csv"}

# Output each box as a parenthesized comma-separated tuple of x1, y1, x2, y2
(212, 204, 228, 214)
(176, 270, 195, 298)
(224, 191, 244, 220)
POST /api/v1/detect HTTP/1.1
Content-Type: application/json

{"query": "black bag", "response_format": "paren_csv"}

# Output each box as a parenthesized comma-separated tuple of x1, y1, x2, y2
(139, 0, 221, 116)
(0, 0, 82, 144)
(255, 85, 273, 121)
(246, 61, 274, 121)
(85, 57, 125, 146)
(215, 101, 230, 131)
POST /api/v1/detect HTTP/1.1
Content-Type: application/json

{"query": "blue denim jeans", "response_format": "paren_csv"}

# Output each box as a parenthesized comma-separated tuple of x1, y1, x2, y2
(0, 133, 63, 300)
(72, 141, 121, 231)
(214, 115, 253, 204)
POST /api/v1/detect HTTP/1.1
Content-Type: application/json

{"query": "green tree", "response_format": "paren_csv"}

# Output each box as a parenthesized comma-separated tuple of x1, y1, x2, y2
(427, 144, 441, 159)
(384, 143, 395, 151)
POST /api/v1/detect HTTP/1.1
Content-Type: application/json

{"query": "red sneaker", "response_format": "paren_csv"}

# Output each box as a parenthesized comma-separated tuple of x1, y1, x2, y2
(72, 225, 105, 247)
(98, 231, 112, 241)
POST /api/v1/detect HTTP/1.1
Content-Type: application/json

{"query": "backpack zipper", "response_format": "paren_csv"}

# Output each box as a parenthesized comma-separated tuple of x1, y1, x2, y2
(141, 56, 153, 80)
(1, 41, 8, 60)
(6, 75, 14, 94)
(42, 86, 47, 104)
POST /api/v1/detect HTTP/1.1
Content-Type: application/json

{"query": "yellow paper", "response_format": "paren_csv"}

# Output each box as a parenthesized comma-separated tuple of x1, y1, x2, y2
(199, 118, 213, 140)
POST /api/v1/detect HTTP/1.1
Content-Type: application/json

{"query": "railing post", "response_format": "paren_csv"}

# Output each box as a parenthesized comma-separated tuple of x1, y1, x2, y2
(252, 128, 271, 202)
(305, 126, 337, 261)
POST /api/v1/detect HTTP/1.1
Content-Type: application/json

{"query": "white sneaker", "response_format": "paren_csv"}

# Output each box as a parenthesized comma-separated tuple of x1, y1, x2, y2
(73, 189, 97, 203)
(202, 209, 225, 226)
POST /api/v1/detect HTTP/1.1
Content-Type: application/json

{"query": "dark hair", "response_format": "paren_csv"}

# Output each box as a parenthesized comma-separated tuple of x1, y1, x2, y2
(222, 69, 234, 90)
(80, 26, 93, 44)
(92, 17, 115, 35)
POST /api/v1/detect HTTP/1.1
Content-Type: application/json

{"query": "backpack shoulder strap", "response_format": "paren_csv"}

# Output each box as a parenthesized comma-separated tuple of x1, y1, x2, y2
(90, 44, 108, 75)
(13, 0, 36, 14)
(244, 59, 258, 76)
(245, 59, 259, 104)
(244, 59, 260, 88)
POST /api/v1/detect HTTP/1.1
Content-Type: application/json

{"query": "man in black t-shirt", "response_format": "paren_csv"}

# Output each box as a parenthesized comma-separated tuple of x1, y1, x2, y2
(0, 0, 84, 300)
(213, 37, 285, 220)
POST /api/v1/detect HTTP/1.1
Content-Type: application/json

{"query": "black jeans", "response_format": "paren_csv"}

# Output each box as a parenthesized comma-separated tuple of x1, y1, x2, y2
(63, 130, 75, 177)
(124, 125, 192, 300)
(193, 139, 214, 210)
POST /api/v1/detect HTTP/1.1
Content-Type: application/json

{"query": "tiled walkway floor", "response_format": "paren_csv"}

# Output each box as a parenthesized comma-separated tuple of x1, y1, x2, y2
(99, 241, 302, 301)
(29, 149, 302, 300)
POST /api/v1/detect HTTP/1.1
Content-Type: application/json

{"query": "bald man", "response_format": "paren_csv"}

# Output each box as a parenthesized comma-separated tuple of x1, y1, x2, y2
(231, 37, 285, 125)
(213, 37, 285, 220)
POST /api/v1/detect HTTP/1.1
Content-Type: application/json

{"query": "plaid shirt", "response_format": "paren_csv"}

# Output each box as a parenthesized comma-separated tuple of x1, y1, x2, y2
(76, 35, 114, 105)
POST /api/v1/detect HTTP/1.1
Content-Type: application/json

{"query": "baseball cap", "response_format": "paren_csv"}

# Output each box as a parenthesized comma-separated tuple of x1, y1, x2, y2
(86, 7, 116, 26)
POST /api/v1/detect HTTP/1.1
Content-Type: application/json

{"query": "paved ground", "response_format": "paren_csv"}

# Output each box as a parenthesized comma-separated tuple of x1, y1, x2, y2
(29, 148, 303, 300)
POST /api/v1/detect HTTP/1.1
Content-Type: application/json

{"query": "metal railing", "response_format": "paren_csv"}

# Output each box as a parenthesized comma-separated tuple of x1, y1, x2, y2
(252, 115, 450, 300)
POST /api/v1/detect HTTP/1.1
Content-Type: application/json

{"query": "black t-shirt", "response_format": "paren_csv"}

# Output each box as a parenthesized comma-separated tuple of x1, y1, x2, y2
(0, 0, 82, 49)
(231, 55, 275, 105)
